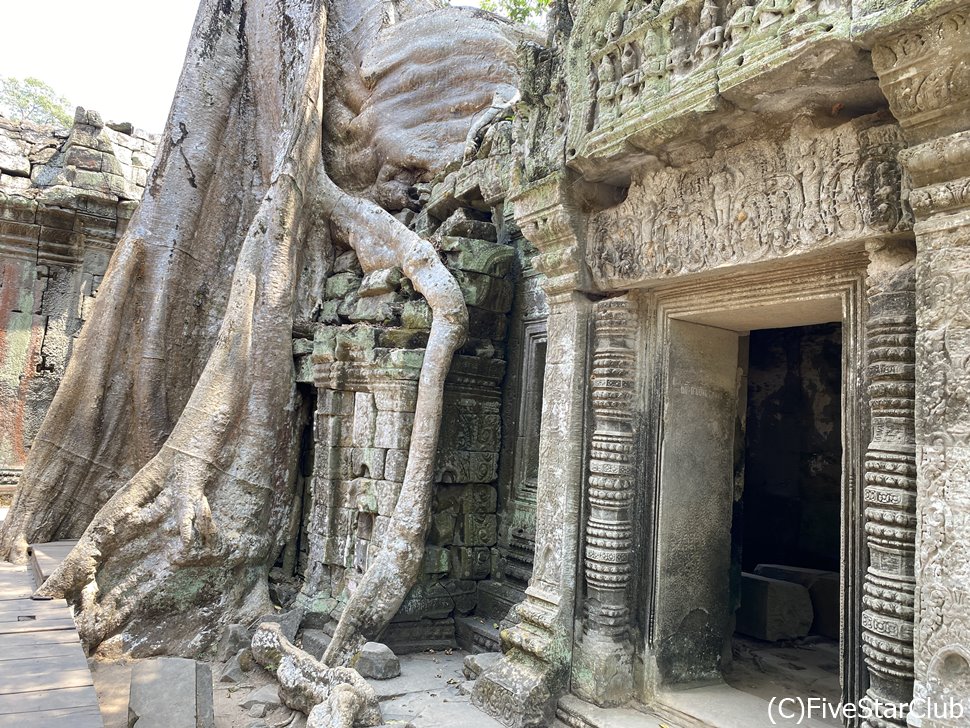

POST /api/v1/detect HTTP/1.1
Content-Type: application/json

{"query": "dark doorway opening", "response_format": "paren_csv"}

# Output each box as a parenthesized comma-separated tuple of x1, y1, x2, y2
(725, 323, 843, 719)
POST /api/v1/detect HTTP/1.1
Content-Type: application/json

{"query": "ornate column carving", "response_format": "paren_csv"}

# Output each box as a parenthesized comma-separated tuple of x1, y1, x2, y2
(863, 240, 918, 728)
(572, 295, 637, 707)
(473, 172, 592, 727)
(871, 9, 970, 725)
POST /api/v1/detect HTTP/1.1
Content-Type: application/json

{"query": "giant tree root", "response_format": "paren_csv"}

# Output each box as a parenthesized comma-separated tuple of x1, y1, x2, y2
(316, 172, 468, 665)
(252, 622, 382, 728)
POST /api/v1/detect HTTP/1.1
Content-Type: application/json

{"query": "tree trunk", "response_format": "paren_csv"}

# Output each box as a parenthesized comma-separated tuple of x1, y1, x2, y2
(1, 0, 521, 659)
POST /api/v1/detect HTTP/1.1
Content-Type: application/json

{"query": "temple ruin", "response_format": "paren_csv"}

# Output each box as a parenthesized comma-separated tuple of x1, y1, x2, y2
(1, 0, 970, 726)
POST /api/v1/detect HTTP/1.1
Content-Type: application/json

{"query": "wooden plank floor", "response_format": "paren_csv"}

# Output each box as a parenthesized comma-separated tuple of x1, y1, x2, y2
(0, 542, 103, 727)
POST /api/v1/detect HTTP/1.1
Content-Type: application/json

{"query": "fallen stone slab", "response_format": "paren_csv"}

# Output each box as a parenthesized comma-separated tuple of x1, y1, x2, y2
(128, 657, 214, 728)
(217, 623, 252, 661)
(753, 564, 828, 588)
(736, 573, 813, 642)
(239, 684, 282, 711)
(808, 571, 840, 639)
(353, 641, 402, 679)
(300, 628, 332, 660)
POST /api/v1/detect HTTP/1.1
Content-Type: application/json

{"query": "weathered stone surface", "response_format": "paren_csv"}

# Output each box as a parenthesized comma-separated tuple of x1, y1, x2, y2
(129, 657, 215, 728)
(352, 642, 402, 680)
(217, 624, 253, 661)
(300, 628, 332, 660)
(464, 651, 502, 681)
(239, 684, 282, 711)
(736, 573, 814, 642)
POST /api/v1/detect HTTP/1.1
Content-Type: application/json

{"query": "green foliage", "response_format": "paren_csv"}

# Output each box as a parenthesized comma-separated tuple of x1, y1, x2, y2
(0, 76, 73, 128)
(479, 0, 551, 24)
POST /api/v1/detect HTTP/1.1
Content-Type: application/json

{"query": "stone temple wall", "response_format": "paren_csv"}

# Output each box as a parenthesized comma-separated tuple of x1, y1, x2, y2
(0, 110, 157, 498)
(291, 136, 523, 650)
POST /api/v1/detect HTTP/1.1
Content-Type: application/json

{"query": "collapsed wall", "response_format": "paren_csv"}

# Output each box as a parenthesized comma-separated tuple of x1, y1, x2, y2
(0, 110, 157, 500)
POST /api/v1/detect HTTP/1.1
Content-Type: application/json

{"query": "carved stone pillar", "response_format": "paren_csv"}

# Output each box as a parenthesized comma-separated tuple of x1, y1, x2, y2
(863, 239, 918, 728)
(473, 173, 592, 727)
(572, 296, 636, 707)
(870, 9, 970, 725)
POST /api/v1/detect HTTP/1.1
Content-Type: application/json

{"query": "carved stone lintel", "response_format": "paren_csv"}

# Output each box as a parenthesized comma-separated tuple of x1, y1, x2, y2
(572, 295, 637, 707)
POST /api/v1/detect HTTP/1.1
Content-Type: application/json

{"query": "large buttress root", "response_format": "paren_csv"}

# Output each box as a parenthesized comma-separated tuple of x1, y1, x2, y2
(252, 623, 382, 728)
(316, 171, 468, 665)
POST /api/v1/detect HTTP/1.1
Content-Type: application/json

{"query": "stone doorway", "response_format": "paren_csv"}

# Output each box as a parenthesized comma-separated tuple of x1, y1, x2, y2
(641, 264, 867, 727)
(723, 324, 843, 723)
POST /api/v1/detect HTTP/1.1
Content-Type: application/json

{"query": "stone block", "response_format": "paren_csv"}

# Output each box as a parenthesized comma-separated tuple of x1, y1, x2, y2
(216, 624, 252, 661)
(0, 150, 30, 176)
(808, 572, 840, 639)
(239, 684, 281, 711)
(374, 410, 413, 450)
(378, 328, 429, 349)
(452, 269, 513, 314)
(434, 451, 499, 483)
(359, 267, 403, 296)
(429, 511, 457, 545)
(350, 447, 385, 480)
(753, 563, 827, 588)
(736, 573, 814, 642)
(451, 546, 492, 580)
(325, 271, 361, 300)
(401, 300, 432, 330)
(128, 657, 214, 728)
(300, 628, 332, 659)
(441, 236, 515, 277)
(257, 608, 304, 643)
(439, 208, 496, 241)
(436, 484, 498, 514)
(343, 296, 398, 325)
(459, 514, 498, 547)
(384, 449, 409, 481)
(463, 651, 503, 680)
(333, 249, 362, 274)
(353, 392, 376, 447)
(352, 642, 401, 680)
(423, 545, 451, 574)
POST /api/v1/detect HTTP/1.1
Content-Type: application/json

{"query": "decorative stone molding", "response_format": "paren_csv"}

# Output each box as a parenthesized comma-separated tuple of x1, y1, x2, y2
(510, 172, 591, 296)
(862, 239, 917, 728)
(572, 295, 637, 707)
(871, 14, 970, 722)
(871, 9, 970, 145)
(565, 0, 864, 160)
(585, 115, 907, 289)
(474, 173, 592, 726)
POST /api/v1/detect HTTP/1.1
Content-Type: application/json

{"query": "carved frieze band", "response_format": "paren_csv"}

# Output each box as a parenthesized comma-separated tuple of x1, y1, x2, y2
(586, 118, 907, 289)
(583, 296, 637, 640)
(571, 0, 847, 154)
(862, 263, 917, 727)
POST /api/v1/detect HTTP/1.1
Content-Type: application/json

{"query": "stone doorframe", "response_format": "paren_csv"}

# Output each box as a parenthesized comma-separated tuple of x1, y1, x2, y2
(634, 254, 870, 711)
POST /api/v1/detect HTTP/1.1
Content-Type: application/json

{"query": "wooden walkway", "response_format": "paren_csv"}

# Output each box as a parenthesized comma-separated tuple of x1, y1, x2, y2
(0, 541, 103, 727)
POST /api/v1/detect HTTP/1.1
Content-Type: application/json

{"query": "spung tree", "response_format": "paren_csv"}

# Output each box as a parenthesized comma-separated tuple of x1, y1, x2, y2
(0, 0, 521, 675)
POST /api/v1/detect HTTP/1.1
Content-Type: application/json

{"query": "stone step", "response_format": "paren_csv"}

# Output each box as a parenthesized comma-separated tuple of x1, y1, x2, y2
(455, 615, 501, 654)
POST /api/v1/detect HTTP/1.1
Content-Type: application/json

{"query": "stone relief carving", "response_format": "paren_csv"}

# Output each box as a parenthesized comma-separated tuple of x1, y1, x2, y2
(871, 10, 970, 141)
(575, 0, 846, 144)
(862, 243, 917, 727)
(573, 296, 637, 707)
(585, 116, 907, 289)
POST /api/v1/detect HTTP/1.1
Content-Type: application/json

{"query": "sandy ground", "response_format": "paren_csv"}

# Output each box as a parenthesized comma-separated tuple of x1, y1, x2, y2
(90, 649, 504, 728)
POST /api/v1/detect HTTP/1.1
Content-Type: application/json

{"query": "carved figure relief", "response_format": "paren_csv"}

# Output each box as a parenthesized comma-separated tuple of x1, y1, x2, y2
(585, 117, 907, 288)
